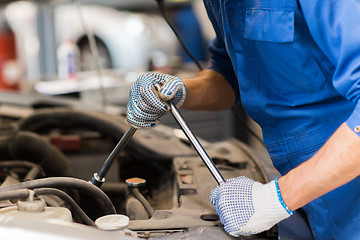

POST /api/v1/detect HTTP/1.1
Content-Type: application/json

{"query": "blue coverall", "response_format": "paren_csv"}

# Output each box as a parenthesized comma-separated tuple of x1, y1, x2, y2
(203, 0, 360, 239)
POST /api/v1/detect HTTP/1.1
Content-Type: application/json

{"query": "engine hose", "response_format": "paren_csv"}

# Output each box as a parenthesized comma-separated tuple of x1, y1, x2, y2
(0, 160, 44, 181)
(0, 188, 95, 226)
(17, 109, 135, 160)
(132, 188, 154, 216)
(33, 188, 95, 226)
(0, 177, 116, 215)
(17, 109, 126, 140)
(0, 189, 29, 201)
(17, 108, 174, 162)
(7, 131, 74, 177)
(126, 196, 149, 220)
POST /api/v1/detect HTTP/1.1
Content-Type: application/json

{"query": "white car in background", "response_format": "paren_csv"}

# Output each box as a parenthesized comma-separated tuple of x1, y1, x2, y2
(4, 1, 179, 103)
(54, 4, 179, 71)
(4, 1, 178, 83)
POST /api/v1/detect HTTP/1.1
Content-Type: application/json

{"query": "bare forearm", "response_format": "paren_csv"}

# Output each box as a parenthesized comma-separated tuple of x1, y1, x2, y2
(181, 69, 235, 111)
(279, 123, 360, 211)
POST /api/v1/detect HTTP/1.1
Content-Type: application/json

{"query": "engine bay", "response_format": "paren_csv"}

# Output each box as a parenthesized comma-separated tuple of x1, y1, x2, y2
(0, 92, 293, 240)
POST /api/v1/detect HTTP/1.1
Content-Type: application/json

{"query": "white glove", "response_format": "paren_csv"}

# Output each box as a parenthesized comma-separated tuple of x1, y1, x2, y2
(127, 72, 187, 128)
(209, 176, 293, 236)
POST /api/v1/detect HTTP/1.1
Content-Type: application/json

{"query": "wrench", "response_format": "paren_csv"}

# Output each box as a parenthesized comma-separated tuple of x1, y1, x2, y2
(91, 100, 225, 186)
(169, 102, 225, 185)
(90, 126, 137, 187)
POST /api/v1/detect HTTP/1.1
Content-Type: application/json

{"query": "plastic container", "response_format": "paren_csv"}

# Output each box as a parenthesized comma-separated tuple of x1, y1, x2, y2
(57, 40, 80, 80)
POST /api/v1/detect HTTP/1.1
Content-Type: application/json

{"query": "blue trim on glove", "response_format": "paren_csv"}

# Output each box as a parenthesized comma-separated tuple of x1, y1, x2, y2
(275, 179, 294, 215)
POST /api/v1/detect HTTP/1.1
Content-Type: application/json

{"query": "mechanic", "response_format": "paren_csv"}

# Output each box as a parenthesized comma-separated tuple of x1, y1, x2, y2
(126, 1, 360, 239)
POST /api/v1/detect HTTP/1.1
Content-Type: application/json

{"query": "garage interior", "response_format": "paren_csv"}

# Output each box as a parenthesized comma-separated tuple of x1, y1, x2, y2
(0, 1, 313, 239)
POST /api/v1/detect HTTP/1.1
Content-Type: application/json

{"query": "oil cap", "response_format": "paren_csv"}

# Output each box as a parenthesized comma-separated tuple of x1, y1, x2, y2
(125, 177, 146, 188)
(95, 214, 130, 230)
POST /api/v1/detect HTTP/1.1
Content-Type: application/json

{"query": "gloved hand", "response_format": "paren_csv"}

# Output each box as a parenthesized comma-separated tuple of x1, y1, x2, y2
(127, 72, 187, 128)
(210, 176, 293, 237)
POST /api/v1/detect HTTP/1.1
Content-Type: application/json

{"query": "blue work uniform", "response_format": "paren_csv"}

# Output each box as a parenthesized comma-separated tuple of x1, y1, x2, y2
(203, 0, 360, 239)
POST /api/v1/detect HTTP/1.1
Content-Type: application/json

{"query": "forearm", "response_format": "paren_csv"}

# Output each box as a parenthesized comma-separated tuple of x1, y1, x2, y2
(279, 123, 360, 211)
(181, 69, 235, 111)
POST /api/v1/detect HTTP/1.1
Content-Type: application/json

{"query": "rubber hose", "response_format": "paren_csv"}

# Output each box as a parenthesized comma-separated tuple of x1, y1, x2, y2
(132, 188, 154, 216)
(8, 131, 74, 177)
(0, 189, 29, 201)
(34, 188, 95, 226)
(126, 196, 149, 220)
(0, 188, 95, 227)
(0, 161, 44, 181)
(0, 136, 12, 159)
(18, 109, 125, 140)
(0, 177, 116, 215)
(17, 109, 172, 162)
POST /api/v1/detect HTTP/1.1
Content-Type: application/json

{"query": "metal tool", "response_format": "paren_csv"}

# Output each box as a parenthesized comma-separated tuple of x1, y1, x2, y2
(90, 97, 225, 186)
(90, 126, 137, 187)
(169, 102, 225, 185)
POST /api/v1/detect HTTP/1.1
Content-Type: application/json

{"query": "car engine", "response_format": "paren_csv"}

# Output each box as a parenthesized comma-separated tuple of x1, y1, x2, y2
(0, 92, 309, 240)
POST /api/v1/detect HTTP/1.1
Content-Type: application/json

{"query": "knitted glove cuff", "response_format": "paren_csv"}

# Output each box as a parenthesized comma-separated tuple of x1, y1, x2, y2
(274, 179, 294, 215)
(252, 180, 294, 220)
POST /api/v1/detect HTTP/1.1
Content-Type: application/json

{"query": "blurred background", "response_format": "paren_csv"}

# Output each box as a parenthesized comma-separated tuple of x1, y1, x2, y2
(0, 0, 258, 145)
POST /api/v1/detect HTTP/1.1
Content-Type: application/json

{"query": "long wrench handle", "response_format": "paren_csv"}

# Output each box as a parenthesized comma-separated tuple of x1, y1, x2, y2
(169, 102, 225, 185)
(91, 126, 137, 187)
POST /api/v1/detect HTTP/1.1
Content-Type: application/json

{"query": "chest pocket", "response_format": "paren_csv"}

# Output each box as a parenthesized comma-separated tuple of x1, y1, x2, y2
(244, 0, 297, 42)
